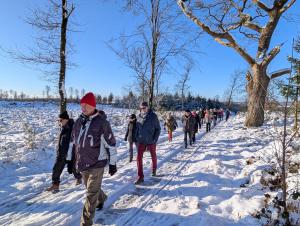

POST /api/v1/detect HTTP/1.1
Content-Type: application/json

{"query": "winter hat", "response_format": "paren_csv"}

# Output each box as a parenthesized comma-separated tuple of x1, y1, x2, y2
(185, 109, 191, 113)
(59, 111, 69, 120)
(140, 101, 149, 108)
(130, 114, 136, 119)
(80, 92, 96, 107)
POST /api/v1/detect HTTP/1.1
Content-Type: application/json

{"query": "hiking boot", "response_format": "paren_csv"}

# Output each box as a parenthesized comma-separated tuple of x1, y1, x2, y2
(45, 183, 59, 192)
(134, 177, 144, 185)
(75, 178, 82, 186)
(152, 169, 157, 177)
(96, 202, 104, 211)
(96, 195, 107, 211)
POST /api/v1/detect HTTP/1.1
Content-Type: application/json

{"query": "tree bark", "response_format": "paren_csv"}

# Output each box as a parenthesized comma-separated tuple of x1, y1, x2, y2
(149, 40, 157, 108)
(245, 64, 270, 127)
(59, 0, 68, 113)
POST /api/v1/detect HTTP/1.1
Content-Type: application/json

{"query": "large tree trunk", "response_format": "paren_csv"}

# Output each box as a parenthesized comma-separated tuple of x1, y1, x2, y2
(149, 40, 157, 108)
(245, 64, 270, 127)
(59, 0, 68, 113)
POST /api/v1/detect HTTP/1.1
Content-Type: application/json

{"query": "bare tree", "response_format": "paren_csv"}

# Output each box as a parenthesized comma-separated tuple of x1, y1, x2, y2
(74, 88, 79, 101)
(68, 86, 74, 100)
(81, 89, 86, 98)
(109, 0, 201, 108)
(177, 0, 295, 127)
(45, 85, 51, 99)
(176, 63, 192, 110)
(2, 0, 75, 113)
(224, 69, 246, 109)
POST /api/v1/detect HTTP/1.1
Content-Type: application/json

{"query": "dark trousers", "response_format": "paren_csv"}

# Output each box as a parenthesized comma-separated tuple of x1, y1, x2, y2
(52, 153, 81, 184)
(137, 144, 157, 179)
(206, 123, 211, 132)
(128, 142, 137, 161)
(184, 131, 193, 147)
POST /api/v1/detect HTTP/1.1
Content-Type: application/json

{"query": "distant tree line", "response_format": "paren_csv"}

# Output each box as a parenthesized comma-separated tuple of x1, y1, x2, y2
(113, 91, 242, 112)
(0, 87, 244, 112)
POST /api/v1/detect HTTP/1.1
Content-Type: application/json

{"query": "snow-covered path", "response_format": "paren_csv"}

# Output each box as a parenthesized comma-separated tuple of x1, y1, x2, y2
(0, 104, 279, 226)
(92, 119, 269, 226)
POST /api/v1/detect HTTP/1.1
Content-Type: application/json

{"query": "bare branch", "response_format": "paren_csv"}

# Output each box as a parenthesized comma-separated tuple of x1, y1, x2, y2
(270, 69, 291, 80)
(252, 0, 272, 12)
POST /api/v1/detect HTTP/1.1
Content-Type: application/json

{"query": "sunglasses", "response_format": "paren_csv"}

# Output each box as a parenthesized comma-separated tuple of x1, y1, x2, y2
(140, 107, 147, 110)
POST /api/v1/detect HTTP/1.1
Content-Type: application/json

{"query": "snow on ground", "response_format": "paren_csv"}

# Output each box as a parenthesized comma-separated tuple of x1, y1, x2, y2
(0, 101, 299, 226)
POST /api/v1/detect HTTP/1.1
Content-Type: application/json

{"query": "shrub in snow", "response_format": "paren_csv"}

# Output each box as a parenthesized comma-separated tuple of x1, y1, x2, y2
(23, 122, 37, 150)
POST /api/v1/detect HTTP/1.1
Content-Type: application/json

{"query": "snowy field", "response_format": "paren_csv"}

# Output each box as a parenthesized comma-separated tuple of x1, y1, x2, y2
(0, 101, 300, 226)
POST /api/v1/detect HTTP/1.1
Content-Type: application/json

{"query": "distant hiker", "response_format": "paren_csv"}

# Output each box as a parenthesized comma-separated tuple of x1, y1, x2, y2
(46, 111, 82, 192)
(225, 109, 230, 121)
(221, 109, 224, 121)
(135, 101, 161, 185)
(199, 108, 205, 125)
(182, 109, 196, 148)
(191, 110, 201, 143)
(205, 109, 212, 132)
(164, 112, 178, 142)
(212, 109, 218, 126)
(218, 109, 224, 122)
(72, 92, 117, 226)
(124, 114, 137, 162)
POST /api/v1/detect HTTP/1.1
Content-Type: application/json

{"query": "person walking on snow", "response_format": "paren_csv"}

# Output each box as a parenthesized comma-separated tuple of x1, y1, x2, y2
(225, 109, 230, 121)
(135, 101, 161, 185)
(191, 110, 201, 143)
(164, 112, 178, 142)
(212, 109, 218, 127)
(46, 111, 82, 192)
(72, 92, 117, 226)
(182, 109, 196, 148)
(199, 108, 205, 126)
(205, 109, 212, 132)
(124, 114, 137, 162)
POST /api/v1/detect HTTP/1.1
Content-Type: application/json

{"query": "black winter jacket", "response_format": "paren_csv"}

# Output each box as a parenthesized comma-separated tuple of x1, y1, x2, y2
(136, 109, 161, 145)
(57, 119, 74, 158)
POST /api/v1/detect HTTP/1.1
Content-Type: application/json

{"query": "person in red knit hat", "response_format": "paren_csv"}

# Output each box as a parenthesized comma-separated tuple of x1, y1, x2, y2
(72, 92, 118, 226)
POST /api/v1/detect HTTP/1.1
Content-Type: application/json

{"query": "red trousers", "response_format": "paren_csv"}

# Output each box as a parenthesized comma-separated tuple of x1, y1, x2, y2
(168, 130, 173, 141)
(137, 144, 157, 179)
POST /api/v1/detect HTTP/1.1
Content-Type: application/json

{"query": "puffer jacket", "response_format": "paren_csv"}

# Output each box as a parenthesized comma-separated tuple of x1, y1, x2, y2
(71, 110, 117, 172)
(136, 109, 161, 145)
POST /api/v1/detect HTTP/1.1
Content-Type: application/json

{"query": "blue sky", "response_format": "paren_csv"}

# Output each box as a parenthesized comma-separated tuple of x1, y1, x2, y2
(0, 0, 299, 99)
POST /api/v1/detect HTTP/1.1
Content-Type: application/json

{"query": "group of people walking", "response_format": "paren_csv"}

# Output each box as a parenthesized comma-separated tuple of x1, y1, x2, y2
(45, 91, 231, 226)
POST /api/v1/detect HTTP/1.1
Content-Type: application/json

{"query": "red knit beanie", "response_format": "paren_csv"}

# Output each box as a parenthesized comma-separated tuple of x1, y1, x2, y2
(80, 92, 96, 107)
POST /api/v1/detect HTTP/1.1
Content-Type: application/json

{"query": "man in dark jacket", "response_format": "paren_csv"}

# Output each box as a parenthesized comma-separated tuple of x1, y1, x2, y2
(72, 92, 117, 226)
(46, 111, 82, 192)
(182, 109, 196, 148)
(124, 114, 137, 162)
(135, 102, 161, 184)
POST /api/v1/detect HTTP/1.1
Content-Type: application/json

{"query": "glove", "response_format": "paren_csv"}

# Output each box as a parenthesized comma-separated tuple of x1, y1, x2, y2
(66, 160, 73, 174)
(109, 164, 117, 176)
(124, 137, 127, 141)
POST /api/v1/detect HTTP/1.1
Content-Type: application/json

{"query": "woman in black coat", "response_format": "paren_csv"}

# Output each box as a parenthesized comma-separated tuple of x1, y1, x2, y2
(124, 114, 137, 162)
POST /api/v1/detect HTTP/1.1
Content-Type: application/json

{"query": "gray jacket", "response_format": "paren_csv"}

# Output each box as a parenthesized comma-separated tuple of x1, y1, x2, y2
(71, 110, 117, 172)
(136, 109, 161, 145)
(182, 115, 196, 132)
